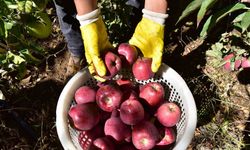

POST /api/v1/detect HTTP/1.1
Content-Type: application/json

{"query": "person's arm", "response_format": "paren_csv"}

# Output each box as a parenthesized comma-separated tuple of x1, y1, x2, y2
(129, 0, 169, 73)
(144, 0, 168, 14)
(73, 0, 113, 81)
(73, 0, 97, 15)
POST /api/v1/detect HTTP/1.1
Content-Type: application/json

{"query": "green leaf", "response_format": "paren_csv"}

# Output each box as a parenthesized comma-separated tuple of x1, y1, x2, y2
(212, 42, 224, 51)
(17, 0, 33, 13)
(28, 42, 46, 55)
(3, 21, 14, 38)
(200, 3, 247, 38)
(206, 49, 222, 58)
(176, 0, 203, 24)
(7, 4, 18, 9)
(17, 1, 25, 12)
(33, 0, 48, 10)
(4, 21, 14, 30)
(19, 49, 41, 64)
(206, 50, 217, 57)
(247, 32, 250, 38)
(233, 12, 245, 29)
(218, 60, 227, 67)
(234, 22, 243, 30)
(206, 42, 224, 58)
(214, 59, 225, 67)
(0, 19, 5, 37)
(197, 0, 218, 27)
(240, 11, 250, 33)
(235, 49, 246, 55)
(16, 62, 27, 79)
(6, 51, 25, 65)
(0, 1, 10, 17)
(233, 12, 246, 23)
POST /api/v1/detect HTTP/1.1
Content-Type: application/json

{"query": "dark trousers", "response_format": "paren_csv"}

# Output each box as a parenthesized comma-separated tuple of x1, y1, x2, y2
(53, 0, 84, 57)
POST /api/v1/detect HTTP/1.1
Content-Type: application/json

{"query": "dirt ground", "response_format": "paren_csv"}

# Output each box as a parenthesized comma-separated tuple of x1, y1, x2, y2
(1, 39, 249, 150)
(1, 4, 250, 150)
(0, 11, 73, 149)
(0, 49, 69, 150)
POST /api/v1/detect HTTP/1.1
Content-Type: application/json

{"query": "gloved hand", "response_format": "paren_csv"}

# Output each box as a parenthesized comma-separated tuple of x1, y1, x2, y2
(129, 9, 168, 72)
(77, 9, 113, 81)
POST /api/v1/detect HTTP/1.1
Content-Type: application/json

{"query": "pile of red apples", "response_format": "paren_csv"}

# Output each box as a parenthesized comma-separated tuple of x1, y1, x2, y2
(68, 43, 182, 150)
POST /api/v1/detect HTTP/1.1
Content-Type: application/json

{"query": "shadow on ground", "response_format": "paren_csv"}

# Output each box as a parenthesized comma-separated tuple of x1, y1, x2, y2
(237, 68, 250, 85)
(162, 40, 220, 127)
(243, 115, 250, 150)
(0, 79, 64, 150)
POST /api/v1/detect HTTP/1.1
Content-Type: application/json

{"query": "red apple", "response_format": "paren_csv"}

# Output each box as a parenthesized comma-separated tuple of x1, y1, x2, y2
(234, 59, 242, 71)
(111, 109, 119, 117)
(74, 86, 96, 104)
(155, 102, 181, 127)
(116, 78, 139, 100)
(105, 51, 122, 78)
(118, 43, 138, 66)
(223, 53, 235, 71)
(224, 61, 232, 71)
(93, 136, 116, 150)
(116, 78, 135, 88)
(224, 54, 242, 71)
(241, 57, 250, 69)
(139, 82, 165, 107)
(120, 99, 144, 125)
(122, 90, 138, 101)
(223, 53, 235, 61)
(132, 57, 154, 80)
(78, 124, 104, 150)
(132, 121, 160, 150)
(99, 110, 112, 124)
(96, 84, 123, 112)
(97, 81, 108, 88)
(68, 103, 100, 131)
(104, 117, 131, 142)
(156, 127, 176, 146)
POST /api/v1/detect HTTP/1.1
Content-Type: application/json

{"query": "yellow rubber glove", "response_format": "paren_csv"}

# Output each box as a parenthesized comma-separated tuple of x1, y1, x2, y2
(129, 17, 165, 73)
(80, 17, 113, 81)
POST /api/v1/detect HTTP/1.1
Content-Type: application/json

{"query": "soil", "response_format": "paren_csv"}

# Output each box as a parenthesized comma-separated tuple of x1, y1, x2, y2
(0, 9, 73, 149)
(1, 34, 249, 150)
(0, 43, 70, 150)
(1, 3, 250, 150)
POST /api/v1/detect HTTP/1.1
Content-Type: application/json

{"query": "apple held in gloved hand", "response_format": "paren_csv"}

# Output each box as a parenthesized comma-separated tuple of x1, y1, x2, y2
(118, 43, 138, 66)
(104, 51, 122, 78)
(132, 57, 155, 80)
